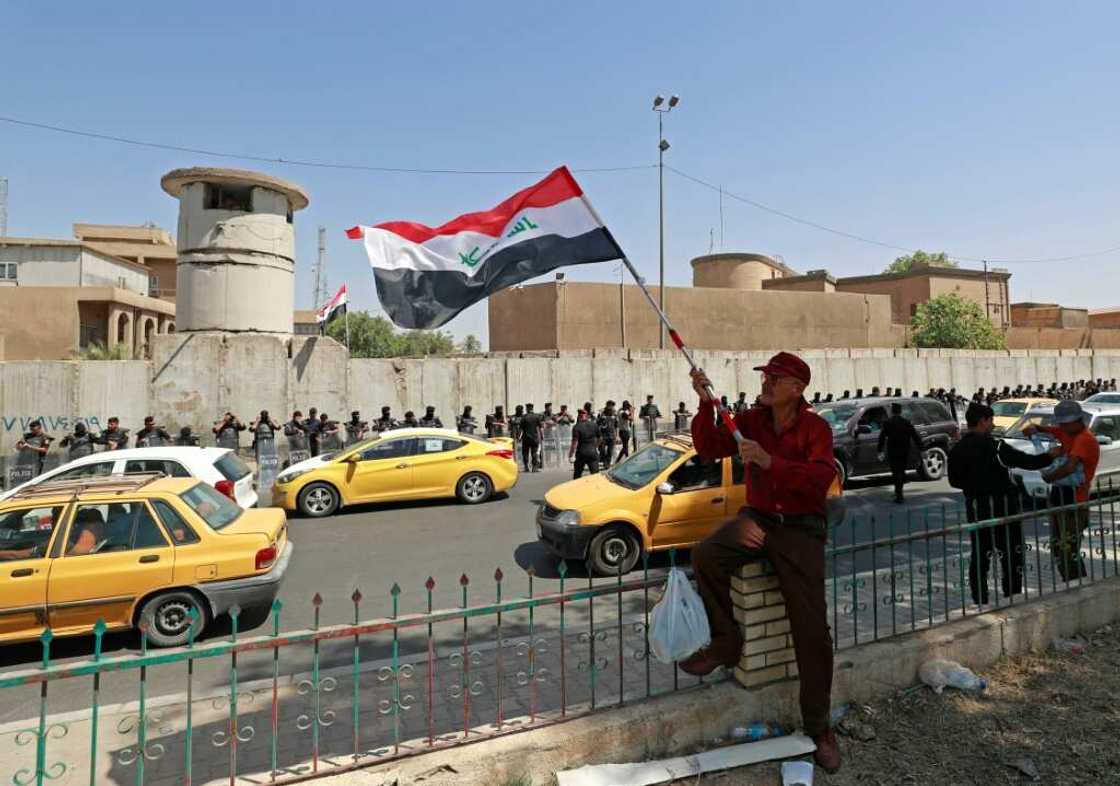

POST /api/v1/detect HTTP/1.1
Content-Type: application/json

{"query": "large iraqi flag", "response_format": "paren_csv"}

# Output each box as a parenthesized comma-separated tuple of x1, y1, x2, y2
(346, 166, 624, 329)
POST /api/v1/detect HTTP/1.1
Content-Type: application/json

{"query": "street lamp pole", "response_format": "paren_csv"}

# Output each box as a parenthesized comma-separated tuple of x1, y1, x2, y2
(653, 94, 679, 350)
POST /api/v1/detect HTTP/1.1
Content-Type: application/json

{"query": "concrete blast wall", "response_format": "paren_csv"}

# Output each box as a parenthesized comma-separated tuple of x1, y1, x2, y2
(2, 334, 1119, 436)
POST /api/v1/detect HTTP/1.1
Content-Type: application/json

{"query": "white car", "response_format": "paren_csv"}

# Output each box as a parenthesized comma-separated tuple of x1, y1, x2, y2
(1084, 392, 1120, 405)
(1001, 403, 1120, 500)
(0, 446, 259, 508)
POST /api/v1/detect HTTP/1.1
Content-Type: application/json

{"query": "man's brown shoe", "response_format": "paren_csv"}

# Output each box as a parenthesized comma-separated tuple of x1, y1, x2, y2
(812, 728, 841, 773)
(678, 648, 735, 677)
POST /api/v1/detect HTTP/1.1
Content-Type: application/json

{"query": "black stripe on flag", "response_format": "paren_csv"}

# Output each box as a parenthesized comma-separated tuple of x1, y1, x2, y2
(373, 228, 622, 329)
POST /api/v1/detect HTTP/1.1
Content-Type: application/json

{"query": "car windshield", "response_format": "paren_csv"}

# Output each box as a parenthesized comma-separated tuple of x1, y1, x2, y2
(1005, 413, 1056, 441)
(178, 482, 243, 530)
(992, 401, 1028, 418)
(814, 405, 858, 431)
(606, 443, 684, 489)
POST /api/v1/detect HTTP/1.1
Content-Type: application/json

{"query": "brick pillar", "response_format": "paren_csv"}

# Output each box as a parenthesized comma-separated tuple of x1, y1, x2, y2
(731, 560, 797, 687)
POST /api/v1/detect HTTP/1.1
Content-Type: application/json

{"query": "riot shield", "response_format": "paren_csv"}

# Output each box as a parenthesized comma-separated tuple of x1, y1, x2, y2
(286, 432, 310, 467)
(138, 433, 166, 448)
(7, 446, 40, 489)
(216, 428, 240, 451)
(255, 436, 280, 507)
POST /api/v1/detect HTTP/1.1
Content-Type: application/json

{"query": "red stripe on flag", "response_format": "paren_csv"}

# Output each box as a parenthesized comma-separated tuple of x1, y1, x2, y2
(368, 166, 584, 245)
(345, 227, 364, 239)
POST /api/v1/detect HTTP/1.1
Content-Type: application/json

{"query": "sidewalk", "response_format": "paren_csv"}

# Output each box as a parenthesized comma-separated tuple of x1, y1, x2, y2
(673, 623, 1120, 785)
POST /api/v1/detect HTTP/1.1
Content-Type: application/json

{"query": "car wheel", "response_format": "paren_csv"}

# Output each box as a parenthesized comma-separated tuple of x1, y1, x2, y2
(588, 526, 641, 576)
(299, 482, 340, 517)
(138, 591, 209, 648)
(456, 472, 493, 504)
(834, 458, 848, 488)
(918, 446, 948, 481)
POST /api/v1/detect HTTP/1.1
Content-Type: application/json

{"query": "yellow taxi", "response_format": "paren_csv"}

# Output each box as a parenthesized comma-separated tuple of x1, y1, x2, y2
(991, 397, 1058, 435)
(0, 473, 291, 648)
(272, 428, 518, 517)
(536, 433, 841, 575)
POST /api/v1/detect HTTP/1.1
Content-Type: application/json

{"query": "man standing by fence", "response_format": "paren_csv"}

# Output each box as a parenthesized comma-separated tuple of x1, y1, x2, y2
(639, 395, 661, 444)
(948, 402, 1058, 604)
(683, 351, 841, 773)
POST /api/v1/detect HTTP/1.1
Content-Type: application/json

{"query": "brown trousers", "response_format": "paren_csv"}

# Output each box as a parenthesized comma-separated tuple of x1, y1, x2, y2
(691, 512, 833, 735)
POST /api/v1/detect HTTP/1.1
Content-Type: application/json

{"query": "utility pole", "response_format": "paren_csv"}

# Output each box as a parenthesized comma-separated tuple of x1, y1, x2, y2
(653, 94, 680, 350)
(983, 259, 991, 322)
(618, 263, 627, 348)
(0, 177, 8, 237)
(313, 226, 328, 308)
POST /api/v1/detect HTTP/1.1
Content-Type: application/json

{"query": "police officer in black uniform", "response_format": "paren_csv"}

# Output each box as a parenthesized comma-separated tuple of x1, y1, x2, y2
(176, 426, 201, 446)
(96, 417, 130, 451)
(17, 421, 52, 474)
(486, 405, 508, 437)
(877, 402, 924, 503)
(136, 416, 172, 447)
(60, 422, 97, 459)
(457, 406, 477, 435)
(520, 403, 543, 472)
(596, 401, 619, 469)
(569, 409, 601, 479)
(345, 411, 368, 445)
(401, 410, 420, 428)
(419, 406, 443, 428)
(375, 406, 398, 433)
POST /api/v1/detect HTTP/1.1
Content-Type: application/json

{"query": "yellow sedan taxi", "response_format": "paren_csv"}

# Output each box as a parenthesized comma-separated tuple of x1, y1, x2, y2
(0, 473, 290, 647)
(272, 428, 518, 517)
(991, 397, 1058, 435)
(537, 433, 841, 575)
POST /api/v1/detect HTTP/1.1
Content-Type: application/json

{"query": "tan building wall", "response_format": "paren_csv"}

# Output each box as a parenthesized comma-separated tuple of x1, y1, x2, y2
(0, 287, 174, 360)
(836, 267, 1010, 327)
(489, 282, 901, 352)
(690, 253, 791, 291)
(1005, 327, 1120, 350)
(1089, 309, 1120, 329)
(762, 271, 836, 293)
(1010, 303, 1089, 329)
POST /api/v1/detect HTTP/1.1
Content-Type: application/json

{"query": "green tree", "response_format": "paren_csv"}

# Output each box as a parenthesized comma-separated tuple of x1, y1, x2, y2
(325, 310, 456, 357)
(909, 294, 1006, 350)
(459, 334, 483, 354)
(884, 250, 958, 275)
(73, 341, 139, 360)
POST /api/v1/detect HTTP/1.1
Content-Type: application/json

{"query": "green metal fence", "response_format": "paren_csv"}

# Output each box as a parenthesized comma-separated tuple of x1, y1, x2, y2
(2, 479, 1118, 786)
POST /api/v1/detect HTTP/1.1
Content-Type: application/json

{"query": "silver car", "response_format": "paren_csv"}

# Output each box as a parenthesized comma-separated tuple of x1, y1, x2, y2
(1002, 403, 1120, 499)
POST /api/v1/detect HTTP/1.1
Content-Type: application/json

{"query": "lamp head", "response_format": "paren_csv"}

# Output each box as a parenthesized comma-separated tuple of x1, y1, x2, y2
(668, 95, 680, 108)
(652, 95, 665, 109)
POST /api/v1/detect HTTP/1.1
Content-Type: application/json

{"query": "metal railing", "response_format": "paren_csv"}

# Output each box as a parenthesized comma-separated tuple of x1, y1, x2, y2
(2, 481, 1118, 785)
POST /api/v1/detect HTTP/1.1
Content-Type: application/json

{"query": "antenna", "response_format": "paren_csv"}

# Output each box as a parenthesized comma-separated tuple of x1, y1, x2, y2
(0, 177, 7, 236)
(313, 226, 328, 307)
(718, 184, 724, 250)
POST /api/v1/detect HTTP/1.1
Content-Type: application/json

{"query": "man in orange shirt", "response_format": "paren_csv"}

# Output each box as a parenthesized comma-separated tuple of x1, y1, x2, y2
(1023, 400, 1100, 580)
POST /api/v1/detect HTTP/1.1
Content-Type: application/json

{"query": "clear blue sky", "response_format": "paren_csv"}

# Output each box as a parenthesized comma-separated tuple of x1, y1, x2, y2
(3, 2, 1119, 345)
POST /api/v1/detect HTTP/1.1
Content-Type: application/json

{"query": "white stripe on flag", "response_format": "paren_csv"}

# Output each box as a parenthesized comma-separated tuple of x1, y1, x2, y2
(359, 196, 602, 277)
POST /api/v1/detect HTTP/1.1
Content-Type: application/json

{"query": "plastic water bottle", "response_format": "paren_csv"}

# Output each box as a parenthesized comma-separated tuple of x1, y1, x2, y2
(731, 722, 787, 742)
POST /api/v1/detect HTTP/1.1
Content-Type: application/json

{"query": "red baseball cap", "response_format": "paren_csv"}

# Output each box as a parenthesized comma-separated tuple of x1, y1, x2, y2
(753, 351, 811, 385)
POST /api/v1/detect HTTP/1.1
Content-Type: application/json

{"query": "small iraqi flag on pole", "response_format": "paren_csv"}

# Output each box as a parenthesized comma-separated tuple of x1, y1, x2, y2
(315, 283, 348, 325)
(346, 166, 624, 330)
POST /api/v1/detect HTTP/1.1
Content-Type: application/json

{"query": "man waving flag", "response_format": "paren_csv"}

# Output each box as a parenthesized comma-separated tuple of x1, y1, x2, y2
(346, 166, 623, 329)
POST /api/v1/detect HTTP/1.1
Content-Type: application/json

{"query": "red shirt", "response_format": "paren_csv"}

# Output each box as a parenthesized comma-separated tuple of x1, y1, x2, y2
(691, 398, 836, 517)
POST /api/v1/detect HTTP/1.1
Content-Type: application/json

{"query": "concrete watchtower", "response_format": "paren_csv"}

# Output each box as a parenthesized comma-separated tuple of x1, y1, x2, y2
(160, 167, 310, 333)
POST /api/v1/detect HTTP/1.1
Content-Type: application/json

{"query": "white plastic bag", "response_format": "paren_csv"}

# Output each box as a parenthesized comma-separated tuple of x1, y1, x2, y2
(918, 659, 987, 694)
(649, 568, 711, 664)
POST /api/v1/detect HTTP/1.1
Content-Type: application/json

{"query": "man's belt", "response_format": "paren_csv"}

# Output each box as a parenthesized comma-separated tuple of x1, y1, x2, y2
(742, 506, 828, 539)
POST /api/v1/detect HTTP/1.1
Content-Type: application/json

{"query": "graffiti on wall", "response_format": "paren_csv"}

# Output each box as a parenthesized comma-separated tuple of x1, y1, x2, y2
(1, 416, 103, 434)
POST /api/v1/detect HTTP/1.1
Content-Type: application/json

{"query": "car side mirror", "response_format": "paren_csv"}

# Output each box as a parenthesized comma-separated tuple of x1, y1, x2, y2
(344, 453, 360, 463)
(855, 424, 872, 436)
(1097, 435, 1113, 446)
(656, 481, 674, 495)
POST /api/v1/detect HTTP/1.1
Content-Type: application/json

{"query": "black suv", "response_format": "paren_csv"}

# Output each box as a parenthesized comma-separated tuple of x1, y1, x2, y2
(813, 397, 960, 487)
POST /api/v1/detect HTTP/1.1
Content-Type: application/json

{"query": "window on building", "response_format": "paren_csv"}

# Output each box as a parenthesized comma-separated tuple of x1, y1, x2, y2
(204, 183, 254, 212)
(0, 263, 17, 280)
(148, 275, 161, 298)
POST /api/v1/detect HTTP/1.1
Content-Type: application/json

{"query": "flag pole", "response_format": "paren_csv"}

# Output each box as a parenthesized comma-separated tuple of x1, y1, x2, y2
(578, 194, 745, 444)
(344, 291, 351, 353)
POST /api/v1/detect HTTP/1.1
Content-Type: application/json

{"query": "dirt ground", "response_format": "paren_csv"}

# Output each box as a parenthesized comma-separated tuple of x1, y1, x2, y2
(677, 624, 1120, 786)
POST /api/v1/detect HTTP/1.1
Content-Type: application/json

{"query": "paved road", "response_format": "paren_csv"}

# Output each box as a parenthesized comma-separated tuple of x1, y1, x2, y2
(0, 465, 958, 720)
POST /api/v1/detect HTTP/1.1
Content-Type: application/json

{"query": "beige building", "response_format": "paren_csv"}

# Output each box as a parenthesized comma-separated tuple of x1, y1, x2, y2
(834, 263, 1012, 327)
(0, 228, 177, 360)
(73, 223, 178, 301)
(293, 310, 319, 335)
(1010, 302, 1089, 329)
